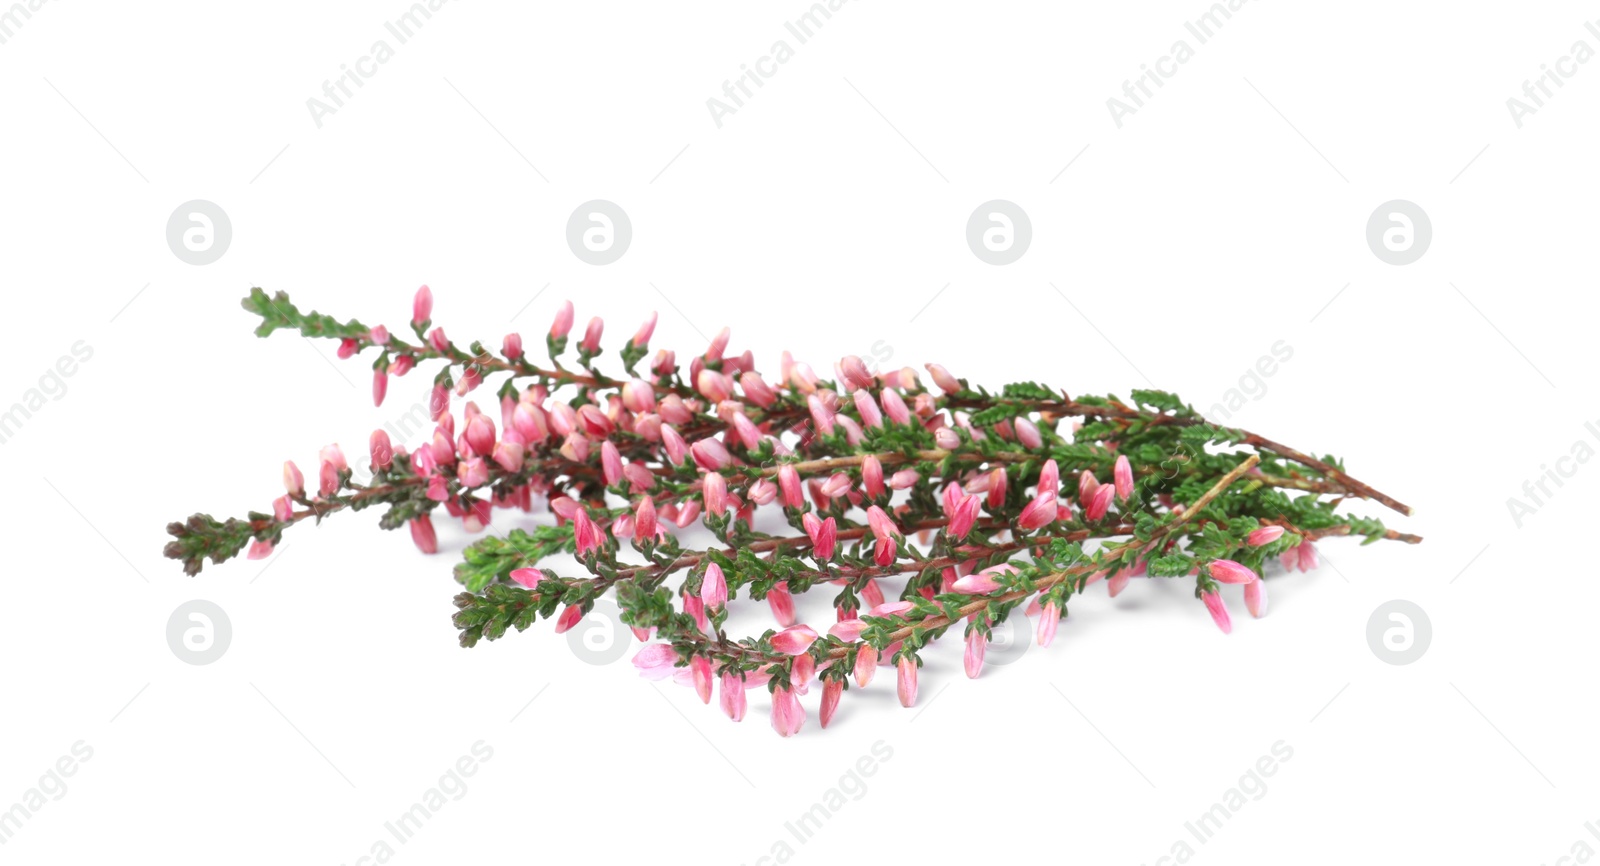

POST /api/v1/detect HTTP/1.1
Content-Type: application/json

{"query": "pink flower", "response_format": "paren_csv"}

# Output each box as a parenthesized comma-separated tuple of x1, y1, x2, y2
(1245, 579, 1268, 618)
(768, 581, 797, 627)
(1202, 590, 1233, 634)
(1018, 493, 1058, 530)
(696, 369, 732, 404)
(576, 404, 612, 437)
(1015, 417, 1043, 449)
(599, 441, 623, 487)
(748, 478, 777, 505)
(720, 672, 747, 721)
(457, 457, 489, 488)
(829, 619, 867, 641)
(771, 686, 805, 737)
(854, 646, 878, 687)
(820, 679, 844, 729)
(730, 411, 760, 449)
(704, 327, 731, 363)
(806, 393, 836, 436)
(836, 415, 864, 445)
(272, 495, 295, 522)
(702, 470, 728, 516)
(509, 567, 541, 589)
(427, 327, 450, 354)
(632, 643, 678, 680)
(412, 284, 433, 327)
(880, 389, 911, 425)
(1108, 572, 1131, 597)
(549, 301, 575, 339)
(866, 505, 899, 541)
(802, 513, 837, 560)
(372, 368, 388, 407)
(888, 469, 920, 490)
(1208, 559, 1258, 585)
(926, 363, 961, 394)
(492, 435, 525, 473)
(631, 311, 658, 348)
(247, 539, 274, 560)
(409, 514, 437, 554)
(820, 473, 852, 498)
(369, 430, 394, 472)
(777, 465, 804, 509)
(553, 604, 584, 634)
(839, 355, 874, 390)
(1114, 454, 1134, 502)
(282, 461, 304, 496)
(771, 625, 818, 655)
(964, 630, 986, 679)
(1086, 484, 1115, 521)
(465, 415, 496, 457)
(1248, 525, 1285, 546)
(690, 438, 732, 471)
(740, 372, 777, 408)
(853, 388, 884, 428)
(1037, 600, 1061, 647)
(861, 455, 885, 498)
(621, 379, 655, 414)
(634, 496, 658, 541)
(579, 316, 603, 353)
(318, 461, 340, 497)
(896, 656, 919, 707)
(868, 601, 914, 617)
(691, 656, 713, 704)
(934, 427, 960, 450)
(369, 325, 390, 346)
(953, 566, 1009, 594)
(1078, 471, 1100, 508)
(657, 424, 688, 467)
(985, 467, 1008, 509)
(573, 508, 603, 557)
(948, 491, 981, 539)
(699, 563, 728, 609)
(320, 443, 349, 473)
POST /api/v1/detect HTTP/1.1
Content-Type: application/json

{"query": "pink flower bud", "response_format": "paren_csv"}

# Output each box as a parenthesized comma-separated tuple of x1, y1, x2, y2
(934, 427, 960, 450)
(652, 349, 677, 377)
(631, 311, 658, 348)
(1037, 460, 1060, 500)
(369, 430, 394, 471)
(866, 505, 899, 541)
(1113, 454, 1134, 502)
(634, 496, 658, 541)
(690, 437, 732, 471)
(771, 625, 818, 655)
(880, 389, 911, 425)
(840, 355, 874, 390)
(855, 646, 878, 687)
(820, 473, 852, 498)
(579, 316, 603, 353)
(509, 567, 540, 589)
(1202, 590, 1233, 634)
(986, 467, 1008, 509)
(720, 672, 747, 721)
(964, 629, 987, 679)
(789, 361, 819, 393)
(1108, 572, 1131, 597)
(748, 478, 778, 505)
(371, 366, 389, 406)
(600, 441, 623, 486)
(689, 655, 712, 704)
(778, 465, 803, 509)
(573, 509, 603, 557)
(429, 383, 450, 421)
(389, 354, 416, 377)
(949, 492, 981, 540)
(465, 415, 496, 457)
(549, 300, 575, 339)
(1018, 493, 1058, 531)
(802, 513, 838, 560)
(953, 571, 1003, 594)
(632, 643, 678, 680)
(272, 495, 295, 522)
(829, 619, 867, 641)
(702, 470, 728, 516)
(576, 404, 612, 437)
(768, 581, 797, 627)
(853, 388, 884, 428)
(320, 443, 349, 473)
(1208, 559, 1258, 585)
(409, 514, 437, 553)
(771, 686, 804, 738)
(1248, 525, 1285, 546)
(1298, 542, 1318, 572)
(740, 372, 777, 408)
(282, 460, 305, 496)
(412, 284, 433, 327)
(1078, 471, 1100, 508)
(457, 457, 489, 488)
(1037, 600, 1061, 647)
(730, 411, 760, 449)
(697, 369, 732, 403)
(1244, 578, 1268, 618)
(1086, 484, 1115, 521)
(820, 679, 843, 728)
(704, 327, 731, 363)
(247, 539, 274, 560)
(318, 461, 340, 497)
(857, 455, 885, 499)
(551, 604, 585, 634)
(926, 363, 960, 394)
(701, 563, 728, 609)
(896, 656, 919, 707)
(887, 469, 918, 490)
(369, 325, 390, 346)
(426, 327, 449, 354)
(1015, 417, 1043, 449)
(500, 332, 523, 360)
(806, 393, 836, 436)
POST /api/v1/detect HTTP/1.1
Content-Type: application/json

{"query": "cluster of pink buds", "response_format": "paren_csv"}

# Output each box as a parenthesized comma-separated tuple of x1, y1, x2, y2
(165, 286, 1420, 737)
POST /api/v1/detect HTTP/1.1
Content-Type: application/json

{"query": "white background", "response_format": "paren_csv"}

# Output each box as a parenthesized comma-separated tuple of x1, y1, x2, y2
(2, 1, 1596, 863)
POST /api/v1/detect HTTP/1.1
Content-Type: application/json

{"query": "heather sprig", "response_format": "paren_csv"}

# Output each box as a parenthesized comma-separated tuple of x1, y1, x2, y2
(165, 285, 1419, 737)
